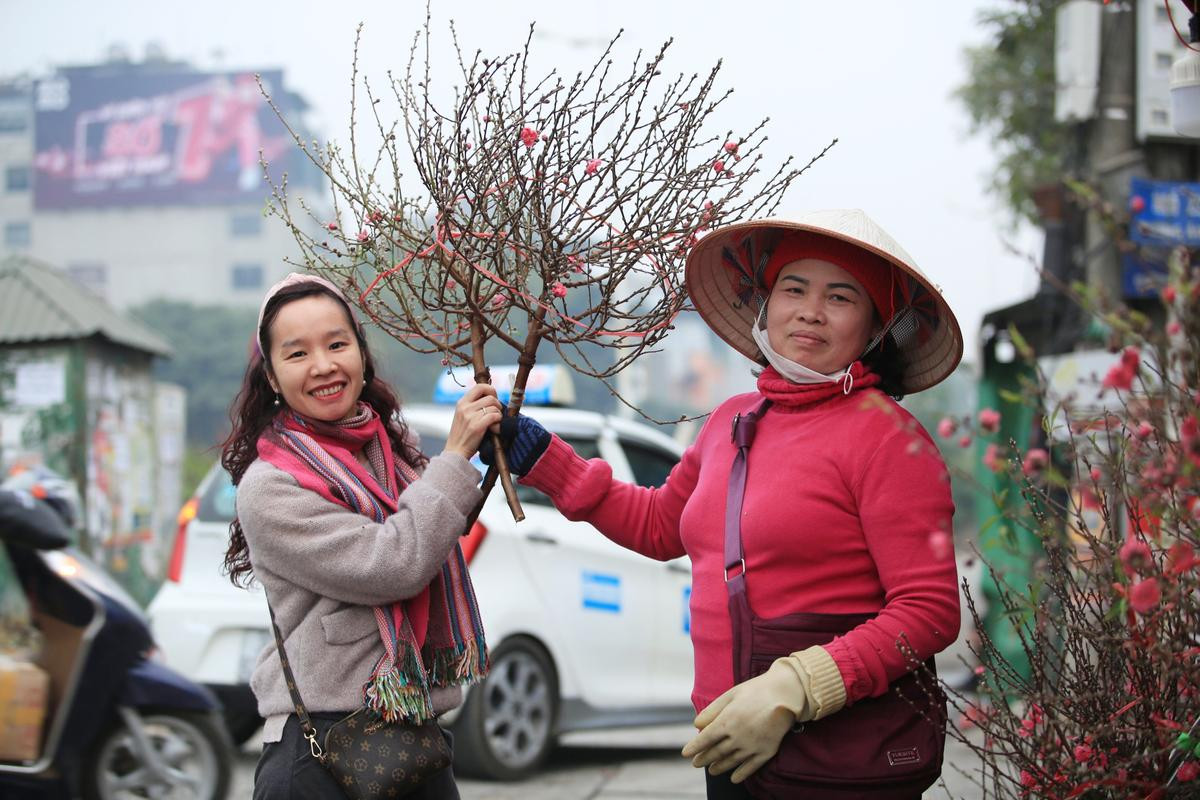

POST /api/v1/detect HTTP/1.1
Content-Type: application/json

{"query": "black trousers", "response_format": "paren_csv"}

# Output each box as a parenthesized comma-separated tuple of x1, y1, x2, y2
(705, 770, 753, 799)
(253, 713, 460, 800)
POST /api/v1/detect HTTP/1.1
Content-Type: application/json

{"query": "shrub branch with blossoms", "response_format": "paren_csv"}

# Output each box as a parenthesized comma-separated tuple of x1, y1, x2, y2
(258, 17, 825, 519)
(930, 247, 1200, 798)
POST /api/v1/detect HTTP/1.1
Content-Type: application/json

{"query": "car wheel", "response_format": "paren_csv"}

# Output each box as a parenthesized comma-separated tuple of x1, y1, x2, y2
(452, 637, 558, 780)
(82, 711, 233, 800)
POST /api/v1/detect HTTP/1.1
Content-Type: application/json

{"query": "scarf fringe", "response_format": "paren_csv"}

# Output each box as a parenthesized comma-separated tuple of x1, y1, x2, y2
(364, 647, 436, 723)
(429, 635, 489, 688)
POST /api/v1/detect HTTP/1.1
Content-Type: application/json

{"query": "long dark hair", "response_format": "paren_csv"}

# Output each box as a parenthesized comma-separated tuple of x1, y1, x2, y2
(860, 330, 906, 401)
(221, 282, 425, 587)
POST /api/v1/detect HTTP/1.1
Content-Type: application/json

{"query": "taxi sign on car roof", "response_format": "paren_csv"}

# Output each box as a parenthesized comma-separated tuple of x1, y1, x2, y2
(433, 364, 577, 406)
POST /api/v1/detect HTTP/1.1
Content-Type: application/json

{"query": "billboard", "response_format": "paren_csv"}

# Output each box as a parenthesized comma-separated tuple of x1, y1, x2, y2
(33, 68, 303, 209)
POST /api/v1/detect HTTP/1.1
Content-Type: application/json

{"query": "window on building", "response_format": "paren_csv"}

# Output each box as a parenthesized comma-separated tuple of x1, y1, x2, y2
(231, 263, 264, 290)
(0, 98, 28, 133)
(65, 262, 108, 297)
(3, 221, 30, 249)
(230, 212, 262, 237)
(5, 165, 30, 192)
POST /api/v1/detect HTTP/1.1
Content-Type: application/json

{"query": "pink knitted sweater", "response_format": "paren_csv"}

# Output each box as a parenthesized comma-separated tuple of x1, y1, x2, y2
(521, 388, 959, 712)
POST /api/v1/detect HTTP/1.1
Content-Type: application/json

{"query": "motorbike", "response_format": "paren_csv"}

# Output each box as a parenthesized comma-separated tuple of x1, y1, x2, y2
(0, 488, 234, 799)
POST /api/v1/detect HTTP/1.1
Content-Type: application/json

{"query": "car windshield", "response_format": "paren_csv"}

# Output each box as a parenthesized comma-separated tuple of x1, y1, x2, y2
(198, 471, 237, 523)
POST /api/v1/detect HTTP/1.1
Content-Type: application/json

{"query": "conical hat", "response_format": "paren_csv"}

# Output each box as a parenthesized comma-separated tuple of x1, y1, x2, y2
(684, 209, 963, 394)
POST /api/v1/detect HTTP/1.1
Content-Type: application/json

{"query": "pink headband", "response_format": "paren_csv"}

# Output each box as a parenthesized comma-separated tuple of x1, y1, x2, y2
(255, 272, 358, 357)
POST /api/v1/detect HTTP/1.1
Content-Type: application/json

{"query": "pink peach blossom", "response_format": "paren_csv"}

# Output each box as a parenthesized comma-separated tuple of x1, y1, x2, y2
(1178, 760, 1200, 782)
(519, 126, 539, 148)
(712, 159, 726, 173)
(983, 443, 1004, 473)
(723, 141, 739, 154)
(551, 282, 567, 298)
(326, 222, 338, 231)
(1128, 578, 1161, 615)
(1073, 743, 1093, 763)
(936, 417, 957, 439)
(1119, 537, 1153, 572)
(1163, 285, 1177, 304)
(1168, 321, 1182, 336)
(584, 158, 603, 175)
(1022, 448, 1048, 476)
(1089, 466, 1102, 482)
(958, 434, 972, 449)
(927, 530, 953, 561)
(1102, 363, 1134, 392)
(978, 408, 1001, 433)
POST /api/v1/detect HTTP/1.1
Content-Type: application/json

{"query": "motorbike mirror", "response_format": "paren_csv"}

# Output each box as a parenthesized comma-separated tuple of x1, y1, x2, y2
(0, 489, 72, 550)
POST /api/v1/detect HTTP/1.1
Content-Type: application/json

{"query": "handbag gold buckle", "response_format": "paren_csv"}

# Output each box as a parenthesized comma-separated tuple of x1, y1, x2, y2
(305, 730, 324, 760)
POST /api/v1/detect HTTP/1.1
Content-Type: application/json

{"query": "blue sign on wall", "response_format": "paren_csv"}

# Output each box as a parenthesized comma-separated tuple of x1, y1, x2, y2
(1123, 177, 1197, 298)
(1128, 177, 1200, 246)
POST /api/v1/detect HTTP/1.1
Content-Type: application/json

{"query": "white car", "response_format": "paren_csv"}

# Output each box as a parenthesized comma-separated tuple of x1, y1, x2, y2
(148, 394, 694, 779)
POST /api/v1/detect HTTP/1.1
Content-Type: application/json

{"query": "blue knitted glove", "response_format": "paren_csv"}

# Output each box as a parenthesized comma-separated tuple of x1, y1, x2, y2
(478, 412, 551, 476)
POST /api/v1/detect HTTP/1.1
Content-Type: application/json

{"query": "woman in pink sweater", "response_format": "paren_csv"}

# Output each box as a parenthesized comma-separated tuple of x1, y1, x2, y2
(486, 210, 963, 799)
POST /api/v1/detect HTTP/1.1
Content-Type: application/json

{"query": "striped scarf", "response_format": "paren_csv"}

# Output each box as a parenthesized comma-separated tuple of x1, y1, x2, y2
(257, 403, 488, 723)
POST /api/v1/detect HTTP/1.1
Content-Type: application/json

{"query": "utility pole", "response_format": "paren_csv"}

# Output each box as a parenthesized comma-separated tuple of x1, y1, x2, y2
(1083, 2, 1141, 305)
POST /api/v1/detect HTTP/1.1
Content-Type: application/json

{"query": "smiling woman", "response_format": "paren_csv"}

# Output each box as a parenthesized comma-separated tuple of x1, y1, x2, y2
(218, 272, 507, 799)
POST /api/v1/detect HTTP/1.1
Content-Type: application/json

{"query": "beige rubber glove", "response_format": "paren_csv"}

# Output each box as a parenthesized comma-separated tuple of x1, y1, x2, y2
(680, 645, 846, 784)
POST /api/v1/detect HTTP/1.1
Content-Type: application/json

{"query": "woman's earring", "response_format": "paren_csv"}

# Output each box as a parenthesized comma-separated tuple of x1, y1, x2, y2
(273, 394, 281, 407)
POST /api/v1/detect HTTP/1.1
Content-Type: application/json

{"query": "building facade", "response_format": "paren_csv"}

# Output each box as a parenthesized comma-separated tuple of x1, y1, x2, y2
(0, 58, 324, 308)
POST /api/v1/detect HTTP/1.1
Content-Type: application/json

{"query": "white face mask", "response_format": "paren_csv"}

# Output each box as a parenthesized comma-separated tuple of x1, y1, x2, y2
(750, 305, 855, 393)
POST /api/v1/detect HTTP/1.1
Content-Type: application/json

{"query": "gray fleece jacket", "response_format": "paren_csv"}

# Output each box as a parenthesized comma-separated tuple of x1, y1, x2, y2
(236, 450, 484, 742)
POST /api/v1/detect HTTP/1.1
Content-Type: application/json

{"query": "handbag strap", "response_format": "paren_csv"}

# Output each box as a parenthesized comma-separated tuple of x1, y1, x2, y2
(266, 600, 325, 760)
(724, 398, 772, 597)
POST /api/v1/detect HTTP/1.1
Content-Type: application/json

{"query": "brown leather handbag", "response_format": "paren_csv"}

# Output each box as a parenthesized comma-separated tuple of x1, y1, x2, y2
(725, 401, 947, 799)
(268, 604, 451, 799)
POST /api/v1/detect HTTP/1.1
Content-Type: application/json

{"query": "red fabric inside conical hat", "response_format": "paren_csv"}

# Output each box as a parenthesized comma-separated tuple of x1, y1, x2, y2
(763, 232, 898, 324)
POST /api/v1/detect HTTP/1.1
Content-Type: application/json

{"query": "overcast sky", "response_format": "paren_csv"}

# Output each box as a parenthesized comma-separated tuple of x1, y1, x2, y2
(1, 0, 1042, 362)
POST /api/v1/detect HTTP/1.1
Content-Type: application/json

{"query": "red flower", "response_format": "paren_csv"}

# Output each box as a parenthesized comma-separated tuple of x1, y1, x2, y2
(1022, 448, 1048, 476)
(445, 279, 456, 291)
(1102, 363, 1134, 392)
(927, 530, 953, 561)
(958, 434, 972, 449)
(357, 230, 369, 243)
(1168, 542, 1197, 574)
(724, 140, 739, 154)
(551, 282, 567, 298)
(1134, 421, 1153, 440)
(1168, 320, 1182, 336)
(326, 222, 338, 231)
(584, 158, 603, 175)
(519, 126, 540, 148)
(978, 408, 1001, 433)
(1178, 760, 1200, 782)
(1120, 346, 1140, 370)
(1119, 537, 1152, 572)
(1020, 770, 1038, 788)
(1163, 285, 1177, 304)
(1089, 466, 1102, 482)
(1128, 578, 1161, 615)
(712, 160, 725, 173)
(937, 417, 957, 438)
(1073, 743, 1093, 763)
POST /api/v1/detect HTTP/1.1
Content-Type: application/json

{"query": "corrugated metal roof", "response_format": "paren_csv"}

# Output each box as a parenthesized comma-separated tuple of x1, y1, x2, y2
(0, 256, 171, 356)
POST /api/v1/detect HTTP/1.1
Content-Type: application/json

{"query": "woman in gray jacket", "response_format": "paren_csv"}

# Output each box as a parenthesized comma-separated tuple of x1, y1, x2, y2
(222, 273, 499, 799)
